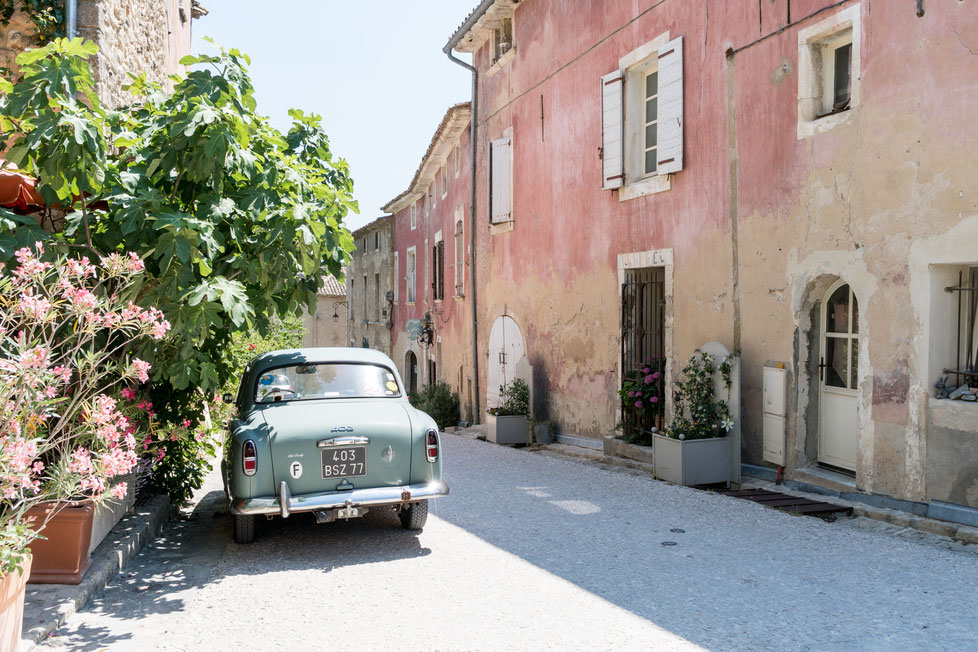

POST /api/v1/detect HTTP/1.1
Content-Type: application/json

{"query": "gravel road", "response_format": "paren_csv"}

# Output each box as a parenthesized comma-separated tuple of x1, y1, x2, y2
(38, 432, 978, 651)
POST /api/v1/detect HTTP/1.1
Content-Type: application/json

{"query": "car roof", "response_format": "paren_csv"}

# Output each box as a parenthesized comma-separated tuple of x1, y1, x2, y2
(249, 347, 397, 378)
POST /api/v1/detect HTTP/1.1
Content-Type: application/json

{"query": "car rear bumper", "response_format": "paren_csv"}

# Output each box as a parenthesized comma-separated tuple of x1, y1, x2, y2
(230, 481, 450, 517)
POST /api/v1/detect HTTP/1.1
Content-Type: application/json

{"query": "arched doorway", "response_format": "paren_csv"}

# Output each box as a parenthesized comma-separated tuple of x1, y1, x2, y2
(817, 280, 860, 472)
(404, 350, 418, 396)
(487, 315, 525, 408)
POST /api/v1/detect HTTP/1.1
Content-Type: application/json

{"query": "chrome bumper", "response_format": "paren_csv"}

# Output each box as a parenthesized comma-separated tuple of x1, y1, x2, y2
(230, 481, 450, 517)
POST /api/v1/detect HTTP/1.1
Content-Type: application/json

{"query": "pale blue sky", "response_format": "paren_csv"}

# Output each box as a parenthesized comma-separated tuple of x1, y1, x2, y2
(191, 1, 474, 231)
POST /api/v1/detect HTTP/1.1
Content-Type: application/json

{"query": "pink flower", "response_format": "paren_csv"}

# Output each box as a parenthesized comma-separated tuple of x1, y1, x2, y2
(628, 391, 635, 398)
(126, 252, 145, 272)
(109, 482, 128, 499)
(644, 374, 654, 384)
(150, 320, 170, 339)
(19, 346, 49, 369)
(650, 396, 659, 404)
(120, 388, 136, 401)
(131, 359, 151, 383)
(642, 367, 650, 374)
(652, 372, 661, 381)
(248, 343, 256, 351)
(635, 400, 643, 408)
(69, 448, 94, 475)
(32, 461, 44, 474)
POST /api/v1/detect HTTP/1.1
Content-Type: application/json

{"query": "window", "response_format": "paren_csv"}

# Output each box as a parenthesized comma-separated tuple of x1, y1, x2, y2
(491, 17, 513, 65)
(937, 266, 978, 397)
(454, 145, 460, 178)
(374, 273, 380, 320)
(410, 203, 417, 230)
(393, 252, 399, 303)
(602, 34, 683, 198)
(489, 135, 512, 224)
(362, 274, 367, 322)
(429, 185, 435, 212)
(454, 209, 465, 296)
(432, 240, 445, 301)
(374, 231, 379, 251)
(439, 167, 447, 198)
(797, 5, 860, 138)
(406, 247, 416, 303)
(349, 279, 354, 322)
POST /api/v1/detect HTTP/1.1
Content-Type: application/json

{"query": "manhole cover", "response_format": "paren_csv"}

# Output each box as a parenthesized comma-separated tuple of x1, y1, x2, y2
(670, 528, 685, 533)
(661, 541, 677, 546)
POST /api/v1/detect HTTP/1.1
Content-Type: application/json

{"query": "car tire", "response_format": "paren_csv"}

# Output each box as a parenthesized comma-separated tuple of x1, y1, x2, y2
(233, 513, 255, 544)
(398, 500, 428, 530)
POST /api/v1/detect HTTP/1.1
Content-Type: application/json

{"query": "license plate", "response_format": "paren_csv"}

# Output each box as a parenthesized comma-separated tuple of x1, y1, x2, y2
(321, 446, 366, 479)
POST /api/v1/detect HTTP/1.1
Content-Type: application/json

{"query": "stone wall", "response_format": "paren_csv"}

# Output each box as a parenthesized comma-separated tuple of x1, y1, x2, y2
(349, 217, 393, 356)
(77, 0, 193, 108)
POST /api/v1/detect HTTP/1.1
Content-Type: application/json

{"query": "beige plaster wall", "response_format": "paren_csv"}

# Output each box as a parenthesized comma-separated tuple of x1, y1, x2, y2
(302, 294, 347, 349)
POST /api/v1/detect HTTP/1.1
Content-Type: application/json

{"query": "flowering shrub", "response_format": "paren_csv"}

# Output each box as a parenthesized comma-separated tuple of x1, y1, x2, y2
(665, 350, 737, 441)
(0, 244, 174, 575)
(617, 357, 664, 444)
(487, 378, 529, 417)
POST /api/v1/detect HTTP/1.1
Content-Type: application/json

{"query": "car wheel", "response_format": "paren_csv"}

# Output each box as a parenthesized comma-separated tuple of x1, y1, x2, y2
(233, 513, 255, 544)
(398, 500, 428, 530)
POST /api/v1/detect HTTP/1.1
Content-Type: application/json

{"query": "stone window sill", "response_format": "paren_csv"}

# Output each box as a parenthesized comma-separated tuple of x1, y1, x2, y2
(618, 174, 671, 202)
(486, 47, 516, 78)
(489, 221, 514, 236)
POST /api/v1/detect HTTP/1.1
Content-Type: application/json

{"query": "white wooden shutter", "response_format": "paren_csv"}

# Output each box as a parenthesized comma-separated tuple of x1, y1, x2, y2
(656, 36, 684, 175)
(601, 70, 624, 189)
(489, 136, 512, 223)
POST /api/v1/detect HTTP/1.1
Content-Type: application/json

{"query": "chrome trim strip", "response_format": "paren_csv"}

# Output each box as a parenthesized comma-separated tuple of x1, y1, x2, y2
(231, 481, 450, 516)
(279, 481, 291, 518)
(317, 436, 370, 447)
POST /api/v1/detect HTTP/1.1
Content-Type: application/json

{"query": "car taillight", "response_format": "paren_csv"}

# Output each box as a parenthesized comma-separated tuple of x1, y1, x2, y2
(425, 429, 439, 463)
(243, 440, 257, 476)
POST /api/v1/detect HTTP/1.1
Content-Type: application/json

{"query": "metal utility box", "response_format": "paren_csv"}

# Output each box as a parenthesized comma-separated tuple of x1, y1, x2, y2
(762, 364, 786, 466)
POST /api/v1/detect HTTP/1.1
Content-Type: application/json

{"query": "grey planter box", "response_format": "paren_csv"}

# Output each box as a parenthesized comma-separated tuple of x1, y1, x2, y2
(487, 413, 529, 445)
(653, 434, 730, 486)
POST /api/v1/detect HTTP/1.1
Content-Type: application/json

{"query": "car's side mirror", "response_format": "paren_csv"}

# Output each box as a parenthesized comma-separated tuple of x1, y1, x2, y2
(222, 393, 234, 405)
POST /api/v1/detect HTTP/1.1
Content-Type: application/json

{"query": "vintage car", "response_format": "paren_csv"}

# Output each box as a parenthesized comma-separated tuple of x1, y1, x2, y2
(222, 347, 449, 544)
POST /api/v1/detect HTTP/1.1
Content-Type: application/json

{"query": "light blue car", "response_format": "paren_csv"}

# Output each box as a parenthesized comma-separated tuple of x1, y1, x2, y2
(222, 347, 449, 543)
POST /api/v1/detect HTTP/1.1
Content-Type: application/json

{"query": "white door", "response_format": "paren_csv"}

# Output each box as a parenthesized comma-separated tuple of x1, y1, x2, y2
(818, 281, 859, 472)
(487, 316, 525, 408)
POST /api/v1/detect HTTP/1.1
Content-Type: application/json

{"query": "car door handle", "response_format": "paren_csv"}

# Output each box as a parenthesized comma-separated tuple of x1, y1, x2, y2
(318, 436, 370, 447)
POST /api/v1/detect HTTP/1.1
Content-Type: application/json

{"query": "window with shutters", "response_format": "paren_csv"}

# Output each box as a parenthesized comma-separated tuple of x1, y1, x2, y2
(601, 34, 683, 202)
(393, 252, 399, 303)
(797, 5, 860, 138)
(410, 203, 417, 230)
(489, 135, 512, 225)
(406, 247, 416, 304)
(491, 17, 513, 66)
(432, 240, 445, 301)
(454, 209, 465, 297)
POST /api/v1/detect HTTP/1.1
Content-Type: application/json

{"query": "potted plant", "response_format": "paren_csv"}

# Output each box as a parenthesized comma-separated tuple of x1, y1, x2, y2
(653, 349, 737, 486)
(486, 378, 530, 445)
(0, 244, 178, 592)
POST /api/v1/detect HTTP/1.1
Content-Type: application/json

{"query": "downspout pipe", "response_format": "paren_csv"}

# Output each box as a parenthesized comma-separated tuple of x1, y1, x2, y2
(66, 0, 78, 39)
(443, 44, 481, 424)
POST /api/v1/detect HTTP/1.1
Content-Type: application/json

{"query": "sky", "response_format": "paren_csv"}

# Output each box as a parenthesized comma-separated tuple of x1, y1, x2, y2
(191, 1, 475, 231)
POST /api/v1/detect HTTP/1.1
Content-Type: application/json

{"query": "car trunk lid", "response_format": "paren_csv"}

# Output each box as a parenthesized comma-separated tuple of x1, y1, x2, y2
(261, 400, 414, 495)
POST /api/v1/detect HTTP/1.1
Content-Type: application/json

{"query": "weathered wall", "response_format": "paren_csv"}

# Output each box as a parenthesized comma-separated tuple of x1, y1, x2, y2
(78, 0, 193, 108)
(302, 293, 347, 349)
(349, 218, 393, 356)
(470, 0, 738, 439)
(729, 0, 978, 507)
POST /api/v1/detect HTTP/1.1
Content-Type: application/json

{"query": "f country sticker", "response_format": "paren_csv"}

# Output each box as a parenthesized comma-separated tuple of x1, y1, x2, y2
(289, 461, 303, 479)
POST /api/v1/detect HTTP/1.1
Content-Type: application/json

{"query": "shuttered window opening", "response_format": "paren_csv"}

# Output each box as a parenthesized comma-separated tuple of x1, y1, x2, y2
(601, 35, 684, 189)
(454, 216, 465, 296)
(431, 241, 445, 301)
(489, 136, 512, 224)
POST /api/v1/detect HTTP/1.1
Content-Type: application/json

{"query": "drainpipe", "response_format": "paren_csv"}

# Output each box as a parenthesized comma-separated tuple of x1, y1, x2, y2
(443, 46, 481, 424)
(65, 0, 78, 38)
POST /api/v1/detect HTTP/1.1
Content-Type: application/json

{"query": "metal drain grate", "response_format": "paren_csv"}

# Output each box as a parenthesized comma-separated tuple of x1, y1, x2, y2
(716, 488, 853, 518)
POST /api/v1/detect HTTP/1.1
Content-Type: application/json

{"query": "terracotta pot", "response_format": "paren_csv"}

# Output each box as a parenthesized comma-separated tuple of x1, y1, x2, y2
(26, 502, 94, 585)
(0, 554, 31, 652)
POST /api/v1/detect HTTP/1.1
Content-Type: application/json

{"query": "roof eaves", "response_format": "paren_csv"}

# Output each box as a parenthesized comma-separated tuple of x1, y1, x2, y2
(351, 215, 392, 239)
(381, 102, 471, 214)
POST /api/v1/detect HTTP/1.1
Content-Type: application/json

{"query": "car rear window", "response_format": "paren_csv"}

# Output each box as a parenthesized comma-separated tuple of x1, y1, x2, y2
(255, 363, 402, 404)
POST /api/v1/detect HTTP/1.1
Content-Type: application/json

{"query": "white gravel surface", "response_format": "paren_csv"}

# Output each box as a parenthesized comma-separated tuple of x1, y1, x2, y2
(38, 433, 978, 651)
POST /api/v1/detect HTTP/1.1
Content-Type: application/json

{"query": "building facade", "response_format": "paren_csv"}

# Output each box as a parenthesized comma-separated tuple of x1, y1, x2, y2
(384, 103, 474, 417)
(302, 275, 347, 349)
(445, 0, 978, 523)
(348, 216, 393, 355)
